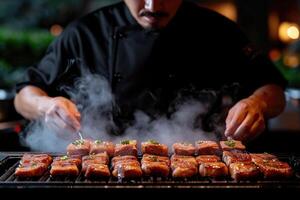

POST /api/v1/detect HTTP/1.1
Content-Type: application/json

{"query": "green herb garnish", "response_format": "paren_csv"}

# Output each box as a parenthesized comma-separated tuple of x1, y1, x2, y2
(224, 140, 236, 148)
(31, 163, 37, 167)
(121, 140, 130, 145)
(61, 156, 69, 161)
(95, 140, 103, 144)
(72, 139, 84, 146)
(149, 156, 158, 162)
(197, 141, 204, 144)
(148, 139, 159, 144)
(181, 142, 191, 146)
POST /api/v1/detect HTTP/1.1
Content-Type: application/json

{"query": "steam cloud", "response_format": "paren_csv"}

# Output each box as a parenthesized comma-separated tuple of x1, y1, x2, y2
(24, 64, 232, 152)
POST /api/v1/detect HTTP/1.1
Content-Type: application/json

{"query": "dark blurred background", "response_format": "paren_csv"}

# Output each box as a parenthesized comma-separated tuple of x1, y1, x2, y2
(0, 0, 300, 152)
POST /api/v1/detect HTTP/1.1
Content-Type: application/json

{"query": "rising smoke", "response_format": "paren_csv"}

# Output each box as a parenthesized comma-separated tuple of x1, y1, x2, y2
(24, 63, 232, 152)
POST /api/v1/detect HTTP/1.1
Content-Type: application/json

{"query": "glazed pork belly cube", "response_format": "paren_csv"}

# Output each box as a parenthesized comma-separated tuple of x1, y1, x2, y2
(82, 153, 110, 177)
(111, 155, 138, 169)
(112, 156, 142, 178)
(250, 153, 293, 179)
(141, 140, 169, 156)
(195, 141, 220, 155)
(15, 163, 48, 177)
(196, 155, 221, 165)
(199, 162, 228, 178)
(229, 162, 261, 181)
(82, 152, 109, 173)
(141, 154, 170, 177)
(84, 164, 110, 178)
(67, 139, 91, 156)
(50, 155, 81, 176)
(90, 140, 115, 157)
(114, 140, 138, 157)
(172, 142, 195, 156)
(220, 140, 246, 151)
(222, 151, 252, 166)
(142, 154, 170, 166)
(21, 154, 53, 166)
(250, 153, 278, 162)
(15, 154, 52, 177)
(171, 155, 198, 178)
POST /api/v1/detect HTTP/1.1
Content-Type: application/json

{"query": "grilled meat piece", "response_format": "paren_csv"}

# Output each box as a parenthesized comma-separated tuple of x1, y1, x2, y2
(229, 162, 261, 180)
(222, 151, 252, 166)
(196, 155, 221, 165)
(250, 153, 278, 161)
(141, 154, 170, 177)
(195, 141, 220, 155)
(172, 142, 195, 156)
(85, 164, 110, 178)
(111, 155, 138, 168)
(142, 154, 170, 166)
(112, 157, 142, 178)
(67, 139, 91, 156)
(50, 155, 81, 176)
(199, 162, 228, 178)
(82, 152, 109, 173)
(20, 154, 53, 166)
(171, 155, 198, 177)
(114, 140, 138, 157)
(220, 140, 246, 151)
(251, 153, 293, 179)
(15, 154, 52, 177)
(15, 163, 48, 177)
(141, 140, 168, 156)
(90, 140, 115, 157)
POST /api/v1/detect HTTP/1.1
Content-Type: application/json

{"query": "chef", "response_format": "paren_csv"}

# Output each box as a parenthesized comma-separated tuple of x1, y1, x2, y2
(14, 0, 287, 141)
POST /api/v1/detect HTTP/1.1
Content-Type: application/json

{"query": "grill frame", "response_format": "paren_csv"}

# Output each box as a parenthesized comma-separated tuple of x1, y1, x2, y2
(1, 152, 300, 190)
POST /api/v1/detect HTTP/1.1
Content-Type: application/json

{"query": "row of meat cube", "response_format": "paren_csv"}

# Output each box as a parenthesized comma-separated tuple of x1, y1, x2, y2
(15, 152, 292, 180)
(66, 139, 247, 157)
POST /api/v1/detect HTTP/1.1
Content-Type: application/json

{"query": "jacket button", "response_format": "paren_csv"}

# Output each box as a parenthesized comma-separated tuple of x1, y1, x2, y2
(113, 72, 123, 83)
(168, 73, 176, 80)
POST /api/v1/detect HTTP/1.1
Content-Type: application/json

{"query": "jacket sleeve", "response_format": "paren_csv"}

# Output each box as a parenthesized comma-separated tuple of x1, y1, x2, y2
(15, 22, 83, 97)
(218, 15, 287, 97)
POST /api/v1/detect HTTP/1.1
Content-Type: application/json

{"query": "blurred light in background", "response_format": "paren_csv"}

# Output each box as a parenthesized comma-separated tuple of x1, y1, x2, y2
(287, 26, 299, 39)
(50, 24, 63, 36)
(200, 2, 237, 22)
(269, 48, 282, 62)
(283, 54, 299, 68)
(279, 22, 300, 43)
(214, 3, 237, 22)
(268, 12, 280, 41)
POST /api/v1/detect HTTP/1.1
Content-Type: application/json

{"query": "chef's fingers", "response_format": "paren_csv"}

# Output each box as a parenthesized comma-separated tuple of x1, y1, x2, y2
(55, 105, 81, 131)
(225, 107, 235, 125)
(67, 102, 81, 120)
(232, 112, 259, 141)
(248, 118, 265, 140)
(225, 107, 248, 137)
(45, 104, 79, 133)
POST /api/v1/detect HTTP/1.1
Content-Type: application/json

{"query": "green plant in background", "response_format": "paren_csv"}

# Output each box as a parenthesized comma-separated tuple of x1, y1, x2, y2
(0, 0, 122, 90)
(273, 40, 300, 88)
(274, 58, 300, 88)
(0, 59, 26, 90)
(0, 27, 55, 89)
(0, 27, 54, 55)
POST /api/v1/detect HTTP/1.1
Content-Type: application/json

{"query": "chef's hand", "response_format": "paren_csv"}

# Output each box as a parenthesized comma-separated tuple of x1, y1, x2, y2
(42, 97, 81, 134)
(224, 96, 267, 142)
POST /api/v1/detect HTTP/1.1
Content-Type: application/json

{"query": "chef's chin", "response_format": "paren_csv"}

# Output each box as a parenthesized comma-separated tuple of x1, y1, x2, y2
(140, 17, 168, 29)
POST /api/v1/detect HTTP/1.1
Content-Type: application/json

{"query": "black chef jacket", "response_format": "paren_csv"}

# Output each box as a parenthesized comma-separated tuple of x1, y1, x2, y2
(16, 1, 287, 132)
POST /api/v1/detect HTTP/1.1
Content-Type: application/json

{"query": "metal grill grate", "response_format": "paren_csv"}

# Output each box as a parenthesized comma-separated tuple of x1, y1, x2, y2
(0, 153, 300, 189)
